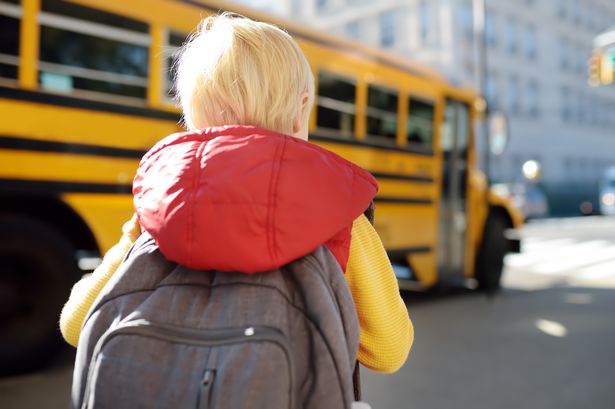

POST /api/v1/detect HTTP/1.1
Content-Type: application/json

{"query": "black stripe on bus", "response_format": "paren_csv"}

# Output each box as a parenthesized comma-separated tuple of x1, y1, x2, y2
(0, 179, 132, 195)
(387, 246, 433, 264)
(0, 86, 180, 121)
(0, 135, 146, 159)
(0, 136, 436, 179)
(387, 247, 433, 264)
(388, 247, 432, 257)
(178, 0, 430, 80)
(374, 197, 433, 205)
(370, 172, 434, 183)
(0, 180, 434, 205)
(309, 134, 434, 156)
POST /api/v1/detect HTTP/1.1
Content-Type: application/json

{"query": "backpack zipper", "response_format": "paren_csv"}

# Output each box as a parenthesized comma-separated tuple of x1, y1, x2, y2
(199, 368, 215, 409)
(82, 319, 294, 409)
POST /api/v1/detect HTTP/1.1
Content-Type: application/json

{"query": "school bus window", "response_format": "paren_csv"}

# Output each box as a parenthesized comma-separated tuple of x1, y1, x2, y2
(163, 31, 187, 101)
(0, 1, 20, 81)
(316, 71, 356, 136)
(38, 1, 149, 101)
(41, 0, 148, 33)
(407, 97, 435, 147)
(441, 101, 469, 153)
(366, 85, 398, 141)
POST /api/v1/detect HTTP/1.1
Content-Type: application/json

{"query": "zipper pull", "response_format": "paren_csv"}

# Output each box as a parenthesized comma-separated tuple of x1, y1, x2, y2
(202, 369, 214, 385)
(199, 369, 215, 409)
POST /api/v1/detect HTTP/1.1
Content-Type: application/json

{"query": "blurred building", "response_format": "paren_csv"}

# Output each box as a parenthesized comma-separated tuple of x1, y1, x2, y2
(232, 0, 615, 215)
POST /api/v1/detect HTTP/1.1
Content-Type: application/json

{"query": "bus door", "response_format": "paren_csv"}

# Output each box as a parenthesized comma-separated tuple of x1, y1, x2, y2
(438, 99, 470, 280)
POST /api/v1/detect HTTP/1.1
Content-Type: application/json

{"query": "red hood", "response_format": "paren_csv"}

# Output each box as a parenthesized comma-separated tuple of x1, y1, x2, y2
(133, 125, 377, 273)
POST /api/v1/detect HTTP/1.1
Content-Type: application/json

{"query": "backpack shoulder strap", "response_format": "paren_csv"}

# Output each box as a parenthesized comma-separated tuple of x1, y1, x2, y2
(84, 233, 176, 324)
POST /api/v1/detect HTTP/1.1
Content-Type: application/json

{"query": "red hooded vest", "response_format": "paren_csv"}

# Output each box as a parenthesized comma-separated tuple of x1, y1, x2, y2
(133, 125, 377, 273)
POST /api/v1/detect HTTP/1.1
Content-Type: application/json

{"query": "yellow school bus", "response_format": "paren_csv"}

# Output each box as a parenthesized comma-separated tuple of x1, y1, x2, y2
(0, 0, 522, 374)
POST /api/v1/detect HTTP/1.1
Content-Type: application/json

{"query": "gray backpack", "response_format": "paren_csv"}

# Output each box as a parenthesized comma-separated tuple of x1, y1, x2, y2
(71, 233, 360, 409)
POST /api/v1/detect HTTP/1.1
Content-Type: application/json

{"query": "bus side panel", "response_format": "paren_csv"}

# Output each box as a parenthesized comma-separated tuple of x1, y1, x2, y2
(0, 96, 181, 256)
(315, 141, 439, 286)
(0, 98, 178, 149)
(375, 203, 437, 285)
(62, 194, 135, 254)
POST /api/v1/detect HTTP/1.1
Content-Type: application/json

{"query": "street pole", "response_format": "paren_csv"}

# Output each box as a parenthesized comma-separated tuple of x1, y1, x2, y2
(473, 0, 490, 184)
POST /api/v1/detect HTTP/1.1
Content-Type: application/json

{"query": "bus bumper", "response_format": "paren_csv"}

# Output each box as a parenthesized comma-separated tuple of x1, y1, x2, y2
(505, 228, 521, 253)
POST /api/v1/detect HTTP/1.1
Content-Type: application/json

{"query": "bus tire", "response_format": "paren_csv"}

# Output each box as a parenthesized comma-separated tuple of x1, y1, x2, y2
(475, 214, 507, 294)
(0, 214, 78, 375)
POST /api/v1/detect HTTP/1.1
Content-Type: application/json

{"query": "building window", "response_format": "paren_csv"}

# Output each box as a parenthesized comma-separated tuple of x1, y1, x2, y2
(380, 12, 395, 47)
(419, 1, 430, 43)
(576, 91, 585, 124)
(593, 99, 600, 126)
(316, 71, 356, 136)
(560, 86, 570, 120)
(559, 40, 569, 70)
(585, 8, 595, 30)
(596, 8, 608, 31)
(507, 76, 519, 115)
(526, 80, 539, 117)
(576, 47, 586, 74)
(589, 98, 598, 125)
(505, 18, 517, 53)
(0, 2, 20, 81)
(557, 0, 567, 18)
(524, 26, 536, 60)
(458, 2, 473, 38)
(570, 0, 580, 24)
(485, 10, 497, 46)
(407, 97, 435, 148)
(347, 20, 360, 40)
(38, 0, 149, 102)
(366, 85, 398, 141)
(603, 100, 612, 127)
(485, 72, 498, 110)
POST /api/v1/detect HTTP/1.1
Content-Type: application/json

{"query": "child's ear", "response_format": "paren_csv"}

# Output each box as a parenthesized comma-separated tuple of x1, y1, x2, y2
(292, 91, 310, 134)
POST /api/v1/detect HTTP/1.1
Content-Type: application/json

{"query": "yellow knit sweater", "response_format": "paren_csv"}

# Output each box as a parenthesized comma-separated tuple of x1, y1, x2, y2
(59, 214, 412, 373)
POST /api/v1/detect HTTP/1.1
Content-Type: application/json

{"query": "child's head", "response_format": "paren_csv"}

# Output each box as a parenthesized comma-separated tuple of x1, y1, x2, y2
(176, 13, 315, 139)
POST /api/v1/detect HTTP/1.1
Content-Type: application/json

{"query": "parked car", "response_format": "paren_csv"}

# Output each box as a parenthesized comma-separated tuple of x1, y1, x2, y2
(599, 166, 615, 216)
(491, 183, 549, 220)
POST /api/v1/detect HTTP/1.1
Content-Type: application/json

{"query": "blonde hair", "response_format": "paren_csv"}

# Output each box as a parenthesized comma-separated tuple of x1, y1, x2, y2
(175, 13, 315, 134)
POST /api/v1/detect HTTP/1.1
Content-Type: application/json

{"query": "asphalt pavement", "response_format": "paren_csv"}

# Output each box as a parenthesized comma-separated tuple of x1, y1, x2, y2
(363, 216, 615, 409)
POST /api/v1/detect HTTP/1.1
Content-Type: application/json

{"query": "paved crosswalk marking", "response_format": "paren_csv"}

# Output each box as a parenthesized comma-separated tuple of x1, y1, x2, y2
(504, 235, 615, 285)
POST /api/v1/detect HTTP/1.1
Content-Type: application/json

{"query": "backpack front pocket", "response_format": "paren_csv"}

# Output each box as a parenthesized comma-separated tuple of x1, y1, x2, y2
(83, 319, 294, 409)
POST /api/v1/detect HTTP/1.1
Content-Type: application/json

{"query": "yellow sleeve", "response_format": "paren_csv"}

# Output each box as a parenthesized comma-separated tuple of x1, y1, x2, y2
(59, 214, 141, 347)
(345, 215, 413, 373)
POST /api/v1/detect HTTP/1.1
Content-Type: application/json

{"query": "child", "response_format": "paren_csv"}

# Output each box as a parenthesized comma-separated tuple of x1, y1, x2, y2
(61, 12, 412, 378)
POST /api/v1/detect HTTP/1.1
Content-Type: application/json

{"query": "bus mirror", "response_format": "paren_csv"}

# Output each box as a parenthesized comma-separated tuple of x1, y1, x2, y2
(489, 111, 509, 156)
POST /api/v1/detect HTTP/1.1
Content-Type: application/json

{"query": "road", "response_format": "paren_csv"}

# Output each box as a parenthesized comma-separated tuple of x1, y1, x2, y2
(1, 216, 615, 409)
(363, 216, 615, 409)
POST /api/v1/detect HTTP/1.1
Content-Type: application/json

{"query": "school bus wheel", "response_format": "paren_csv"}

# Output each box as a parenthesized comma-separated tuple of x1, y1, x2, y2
(475, 213, 508, 294)
(0, 214, 78, 376)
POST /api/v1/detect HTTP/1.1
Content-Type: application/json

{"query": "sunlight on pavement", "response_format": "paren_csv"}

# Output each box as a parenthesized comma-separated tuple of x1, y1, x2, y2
(503, 217, 615, 291)
(563, 292, 594, 305)
(535, 319, 568, 338)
